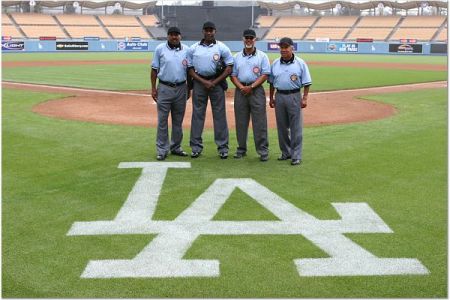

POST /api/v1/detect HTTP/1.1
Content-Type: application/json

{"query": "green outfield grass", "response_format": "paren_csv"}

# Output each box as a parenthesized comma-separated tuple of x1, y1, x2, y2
(2, 52, 447, 91)
(2, 52, 447, 298)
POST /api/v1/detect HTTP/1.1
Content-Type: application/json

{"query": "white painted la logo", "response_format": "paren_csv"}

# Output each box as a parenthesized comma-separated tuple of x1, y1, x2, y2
(67, 162, 429, 278)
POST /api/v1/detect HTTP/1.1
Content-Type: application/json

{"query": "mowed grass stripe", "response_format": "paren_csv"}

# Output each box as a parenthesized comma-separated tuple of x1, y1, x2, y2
(2, 86, 446, 297)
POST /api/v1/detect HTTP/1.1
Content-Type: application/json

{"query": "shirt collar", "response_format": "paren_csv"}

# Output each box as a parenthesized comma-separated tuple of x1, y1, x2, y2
(167, 42, 182, 50)
(242, 47, 257, 57)
(200, 38, 217, 46)
(280, 54, 295, 64)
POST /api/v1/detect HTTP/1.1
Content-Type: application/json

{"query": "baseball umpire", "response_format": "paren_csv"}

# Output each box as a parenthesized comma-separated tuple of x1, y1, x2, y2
(151, 26, 189, 161)
(231, 28, 271, 161)
(269, 37, 312, 166)
(187, 21, 234, 159)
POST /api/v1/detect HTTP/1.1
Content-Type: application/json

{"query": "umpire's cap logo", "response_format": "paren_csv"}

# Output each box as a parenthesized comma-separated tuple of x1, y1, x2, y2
(213, 53, 220, 61)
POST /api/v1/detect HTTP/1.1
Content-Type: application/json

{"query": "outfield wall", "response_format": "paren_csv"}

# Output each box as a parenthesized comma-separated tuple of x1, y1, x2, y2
(2, 39, 447, 55)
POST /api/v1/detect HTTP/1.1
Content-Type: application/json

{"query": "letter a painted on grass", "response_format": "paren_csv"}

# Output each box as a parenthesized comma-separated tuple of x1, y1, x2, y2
(67, 162, 429, 278)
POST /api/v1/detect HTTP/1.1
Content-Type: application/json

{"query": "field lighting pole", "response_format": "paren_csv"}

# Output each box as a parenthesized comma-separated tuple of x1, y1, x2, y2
(251, 0, 254, 27)
(161, 0, 164, 23)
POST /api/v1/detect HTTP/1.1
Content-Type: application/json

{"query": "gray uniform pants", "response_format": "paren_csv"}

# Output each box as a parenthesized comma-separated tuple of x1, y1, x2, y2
(190, 80, 229, 154)
(234, 86, 268, 156)
(156, 83, 187, 156)
(274, 91, 303, 160)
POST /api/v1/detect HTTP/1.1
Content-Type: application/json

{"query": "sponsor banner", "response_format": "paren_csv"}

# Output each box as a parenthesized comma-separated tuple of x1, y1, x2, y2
(2, 36, 12, 41)
(356, 38, 373, 43)
(267, 42, 298, 51)
(430, 43, 447, 54)
(40, 36, 56, 40)
(389, 43, 422, 54)
(56, 41, 89, 50)
(117, 41, 149, 51)
(84, 36, 100, 41)
(130, 37, 141, 41)
(2, 41, 25, 51)
(400, 38, 417, 44)
(327, 42, 359, 53)
(315, 37, 329, 42)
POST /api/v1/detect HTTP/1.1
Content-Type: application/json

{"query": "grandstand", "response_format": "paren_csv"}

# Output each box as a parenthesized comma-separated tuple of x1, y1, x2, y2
(1, 1, 447, 42)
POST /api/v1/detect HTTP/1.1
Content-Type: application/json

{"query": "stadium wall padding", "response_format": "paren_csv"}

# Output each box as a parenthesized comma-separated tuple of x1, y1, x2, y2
(2, 39, 446, 55)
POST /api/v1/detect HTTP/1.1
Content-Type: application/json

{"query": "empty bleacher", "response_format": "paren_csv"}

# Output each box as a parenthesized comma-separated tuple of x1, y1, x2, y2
(265, 27, 309, 40)
(434, 27, 447, 41)
(106, 26, 150, 39)
(64, 26, 110, 39)
(138, 15, 158, 26)
(20, 25, 67, 38)
(56, 14, 99, 25)
(305, 27, 351, 40)
(391, 27, 440, 41)
(356, 16, 401, 27)
(257, 15, 278, 27)
(2, 14, 12, 24)
(347, 27, 393, 41)
(98, 15, 141, 26)
(2, 24, 24, 38)
(10, 13, 57, 25)
(346, 16, 400, 40)
(390, 16, 446, 41)
(315, 16, 358, 27)
(274, 16, 317, 27)
(97, 15, 150, 39)
(10, 12, 67, 38)
(400, 16, 445, 27)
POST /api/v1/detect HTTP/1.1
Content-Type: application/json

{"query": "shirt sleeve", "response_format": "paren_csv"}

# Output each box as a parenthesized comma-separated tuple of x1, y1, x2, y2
(261, 52, 271, 75)
(267, 62, 274, 84)
(231, 54, 238, 77)
(151, 45, 160, 70)
(300, 61, 312, 86)
(187, 44, 195, 68)
(220, 43, 234, 66)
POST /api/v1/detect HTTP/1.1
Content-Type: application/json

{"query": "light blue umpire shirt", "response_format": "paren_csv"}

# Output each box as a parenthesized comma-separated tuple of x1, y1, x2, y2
(187, 39, 234, 77)
(232, 48, 271, 83)
(151, 42, 189, 83)
(269, 55, 312, 90)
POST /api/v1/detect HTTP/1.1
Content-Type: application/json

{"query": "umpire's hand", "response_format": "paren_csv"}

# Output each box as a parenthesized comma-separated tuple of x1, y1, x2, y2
(151, 87, 158, 102)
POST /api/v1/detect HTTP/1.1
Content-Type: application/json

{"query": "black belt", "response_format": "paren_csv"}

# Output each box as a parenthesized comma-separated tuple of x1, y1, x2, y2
(277, 88, 300, 95)
(159, 80, 186, 88)
(242, 82, 255, 86)
(198, 74, 216, 80)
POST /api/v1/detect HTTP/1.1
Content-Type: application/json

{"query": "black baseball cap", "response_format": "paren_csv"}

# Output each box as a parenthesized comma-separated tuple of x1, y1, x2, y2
(278, 37, 294, 46)
(167, 26, 181, 35)
(203, 21, 216, 30)
(243, 29, 256, 38)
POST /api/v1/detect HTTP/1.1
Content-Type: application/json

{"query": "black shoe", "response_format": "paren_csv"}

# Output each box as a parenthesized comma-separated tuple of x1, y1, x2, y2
(219, 152, 228, 159)
(191, 152, 201, 158)
(260, 155, 269, 162)
(156, 154, 166, 161)
(233, 152, 246, 159)
(291, 159, 302, 166)
(171, 150, 188, 157)
(278, 155, 291, 161)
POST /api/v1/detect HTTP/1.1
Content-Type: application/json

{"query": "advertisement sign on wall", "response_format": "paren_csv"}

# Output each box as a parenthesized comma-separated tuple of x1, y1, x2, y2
(117, 41, 149, 51)
(267, 42, 298, 51)
(389, 43, 423, 54)
(56, 42, 88, 50)
(2, 41, 25, 51)
(327, 42, 359, 53)
(430, 44, 447, 54)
